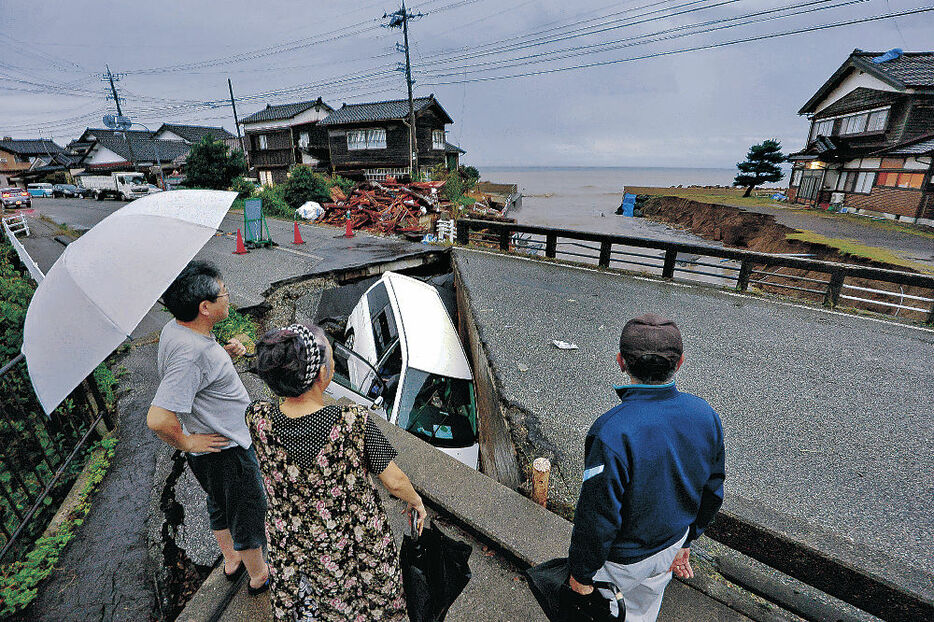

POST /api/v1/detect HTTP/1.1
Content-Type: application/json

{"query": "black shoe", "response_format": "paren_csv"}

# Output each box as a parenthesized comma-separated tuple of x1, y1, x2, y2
(247, 575, 270, 596)
(224, 561, 245, 582)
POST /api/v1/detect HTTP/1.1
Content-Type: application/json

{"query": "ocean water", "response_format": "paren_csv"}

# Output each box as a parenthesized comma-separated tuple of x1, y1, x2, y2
(480, 166, 738, 237)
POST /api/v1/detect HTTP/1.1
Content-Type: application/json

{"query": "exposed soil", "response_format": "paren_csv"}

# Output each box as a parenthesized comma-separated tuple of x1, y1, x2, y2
(641, 196, 933, 321)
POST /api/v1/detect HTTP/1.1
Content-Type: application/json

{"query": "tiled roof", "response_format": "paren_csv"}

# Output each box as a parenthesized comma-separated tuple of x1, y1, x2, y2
(0, 139, 64, 156)
(852, 50, 934, 88)
(159, 124, 234, 143)
(799, 50, 934, 115)
(444, 141, 465, 154)
(90, 135, 191, 163)
(79, 128, 151, 142)
(813, 88, 902, 119)
(319, 95, 452, 126)
(873, 132, 934, 156)
(240, 98, 331, 124)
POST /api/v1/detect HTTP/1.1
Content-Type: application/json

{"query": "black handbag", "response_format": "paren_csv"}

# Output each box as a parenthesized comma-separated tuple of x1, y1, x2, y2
(525, 557, 625, 622)
(400, 515, 473, 622)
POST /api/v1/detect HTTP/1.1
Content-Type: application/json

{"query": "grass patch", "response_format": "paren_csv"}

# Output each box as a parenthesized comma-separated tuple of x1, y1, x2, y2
(787, 208, 934, 239)
(213, 307, 258, 350)
(0, 436, 118, 617)
(625, 186, 784, 208)
(786, 230, 934, 273)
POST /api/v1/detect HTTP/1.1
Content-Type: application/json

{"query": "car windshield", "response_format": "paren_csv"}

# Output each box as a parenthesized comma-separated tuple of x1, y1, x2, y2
(330, 340, 386, 402)
(396, 369, 476, 448)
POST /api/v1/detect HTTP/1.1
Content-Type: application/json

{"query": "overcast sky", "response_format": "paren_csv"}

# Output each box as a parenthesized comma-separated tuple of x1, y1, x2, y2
(1, 0, 932, 168)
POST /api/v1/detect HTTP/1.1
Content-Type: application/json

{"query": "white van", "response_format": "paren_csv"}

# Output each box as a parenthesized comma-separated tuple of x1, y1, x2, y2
(325, 272, 480, 469)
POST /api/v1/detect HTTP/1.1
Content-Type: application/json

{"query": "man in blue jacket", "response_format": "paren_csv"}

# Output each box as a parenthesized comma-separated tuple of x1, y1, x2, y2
(568, 313, 725, 620)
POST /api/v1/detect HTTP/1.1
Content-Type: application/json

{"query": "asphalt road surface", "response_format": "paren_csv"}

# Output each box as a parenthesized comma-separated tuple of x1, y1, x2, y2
(454, 247, 933, 599)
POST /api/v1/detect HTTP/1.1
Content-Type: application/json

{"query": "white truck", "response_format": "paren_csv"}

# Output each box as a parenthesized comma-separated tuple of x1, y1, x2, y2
(77, 172, 151, 201)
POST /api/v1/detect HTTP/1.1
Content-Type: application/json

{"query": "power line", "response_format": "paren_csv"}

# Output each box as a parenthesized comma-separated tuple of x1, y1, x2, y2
(419, 5, 934, 86)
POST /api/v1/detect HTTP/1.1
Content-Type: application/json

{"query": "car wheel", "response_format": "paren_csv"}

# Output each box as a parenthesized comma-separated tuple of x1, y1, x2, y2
(95, 191, 104, 201)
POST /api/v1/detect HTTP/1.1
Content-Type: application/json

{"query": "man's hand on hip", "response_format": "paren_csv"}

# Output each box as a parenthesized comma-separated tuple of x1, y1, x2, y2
(569, 575, 594, 595)
(183, 433, 229, 453)
(669, 547, 693, 578)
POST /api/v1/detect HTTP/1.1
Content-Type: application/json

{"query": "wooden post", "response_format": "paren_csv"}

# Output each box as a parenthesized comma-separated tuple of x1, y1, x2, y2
(662, 248, 678, 278)
(499, 227, 511, 252)
(531, 457, 551, 507)
(737, 259, 752, 291)
(824, 270, 845, 308)
(599, 241, 612, 268)
(456, 220, 470, 245)
(545, 233, 557, 258)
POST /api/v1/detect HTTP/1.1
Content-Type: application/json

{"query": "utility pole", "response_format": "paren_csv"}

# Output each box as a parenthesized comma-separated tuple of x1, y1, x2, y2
(385, 1, 424, 179)
(102, 65, 135, 168)
(104, 65, 123, 116)
(228, 78, 249, 174)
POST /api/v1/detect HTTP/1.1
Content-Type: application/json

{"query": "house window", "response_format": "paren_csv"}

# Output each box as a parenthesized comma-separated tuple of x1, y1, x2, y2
(866, 108, 889, 132)
(257, 134, 268, 150)
(432, 129, 445, 150)
(790, 169, 803, 187)
(895, 172, 925, 189)
(810, 119, 834, 141)
(259, 170, 274, 186)
(853, 172, 874, 194)
(840, 113, 868, 135)
(880, 157, 904, 169)
(298, 132, 310, 149)
(347, 128, 386, 150)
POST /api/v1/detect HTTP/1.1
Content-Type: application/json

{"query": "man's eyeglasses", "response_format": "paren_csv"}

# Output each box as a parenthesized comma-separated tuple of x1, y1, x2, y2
(215, 292, 230, 300)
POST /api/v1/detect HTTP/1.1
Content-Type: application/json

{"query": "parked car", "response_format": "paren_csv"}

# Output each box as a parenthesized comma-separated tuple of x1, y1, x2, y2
(52, 184, 79, 198)
(144, 184, 164, 195)
(327, 271, 480, 469)
(1, 187, 31, 209)
(26, 183, 54, 198)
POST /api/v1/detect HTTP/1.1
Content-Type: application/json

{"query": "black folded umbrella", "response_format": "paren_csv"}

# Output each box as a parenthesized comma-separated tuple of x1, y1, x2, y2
(400, 518, 473, 622)
(525, 557, 624, 622)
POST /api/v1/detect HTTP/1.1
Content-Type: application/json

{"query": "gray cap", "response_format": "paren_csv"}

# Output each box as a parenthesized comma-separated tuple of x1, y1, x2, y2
(619, 313, 683, 365)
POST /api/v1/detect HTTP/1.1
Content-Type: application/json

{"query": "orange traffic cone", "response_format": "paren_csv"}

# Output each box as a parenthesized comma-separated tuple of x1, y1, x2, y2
(292, 221, 305, 245)
(233, 229, 248, 254)
(343, 215, 355, 238)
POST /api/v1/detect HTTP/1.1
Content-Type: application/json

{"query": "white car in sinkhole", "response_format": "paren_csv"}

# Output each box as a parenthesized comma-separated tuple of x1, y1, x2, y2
(325, 271, 480, 470)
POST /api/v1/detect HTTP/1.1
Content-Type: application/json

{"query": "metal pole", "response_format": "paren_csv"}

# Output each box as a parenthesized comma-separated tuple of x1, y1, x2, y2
(0, 353, 24, 377)
(228, 78, 248, 173)
(401, 1, 418, 178)
(106, 65, 123, 116)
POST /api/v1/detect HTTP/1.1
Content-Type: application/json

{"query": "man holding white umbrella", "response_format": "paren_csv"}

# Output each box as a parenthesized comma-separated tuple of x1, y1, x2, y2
(147, 260, 269, 594)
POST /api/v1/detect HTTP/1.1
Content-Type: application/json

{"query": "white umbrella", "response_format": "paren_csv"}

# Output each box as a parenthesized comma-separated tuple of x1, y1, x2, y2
(22, 189, 237, 414)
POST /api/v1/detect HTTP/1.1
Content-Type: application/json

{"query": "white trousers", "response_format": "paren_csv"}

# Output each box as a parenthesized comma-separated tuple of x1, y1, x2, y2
(593, 530, 689, 621)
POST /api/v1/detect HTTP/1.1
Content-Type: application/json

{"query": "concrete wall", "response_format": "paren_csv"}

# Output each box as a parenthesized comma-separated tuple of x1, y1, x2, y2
(453, 257, 522, 490)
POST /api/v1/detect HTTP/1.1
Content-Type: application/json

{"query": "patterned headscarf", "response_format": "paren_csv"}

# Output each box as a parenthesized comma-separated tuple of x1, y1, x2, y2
(284, 324, 322, 389)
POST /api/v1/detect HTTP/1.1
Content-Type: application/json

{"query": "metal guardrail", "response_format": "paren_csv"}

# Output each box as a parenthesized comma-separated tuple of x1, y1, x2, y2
(2, 214, 44, 283)
(456, 219, 934, 323)
(0, 217, 112, 563)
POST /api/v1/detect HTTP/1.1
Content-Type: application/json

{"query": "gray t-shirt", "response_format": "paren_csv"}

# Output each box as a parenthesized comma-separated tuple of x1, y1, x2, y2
(152, 320, 251, 454)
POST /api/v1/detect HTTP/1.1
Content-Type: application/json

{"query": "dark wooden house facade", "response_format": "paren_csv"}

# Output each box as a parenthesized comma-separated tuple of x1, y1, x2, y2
(318, 95, 463, 180)
(240, 98, 333, 186)
(787, 50, 934, 225)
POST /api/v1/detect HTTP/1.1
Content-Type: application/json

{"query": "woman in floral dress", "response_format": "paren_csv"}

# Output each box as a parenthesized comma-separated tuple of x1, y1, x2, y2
(246, 323, 427, 621)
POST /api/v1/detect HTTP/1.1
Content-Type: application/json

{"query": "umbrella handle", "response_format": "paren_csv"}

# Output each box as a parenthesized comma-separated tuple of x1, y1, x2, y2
(410, 510, 420, 541)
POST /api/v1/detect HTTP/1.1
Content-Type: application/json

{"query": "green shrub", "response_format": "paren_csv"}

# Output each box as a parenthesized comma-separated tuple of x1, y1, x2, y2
(230, 176, 256, 200)
(283, 165, 331, 208)
(257, 185, 292, 218)
(185, 137, 246, 190)
(329, 174, 355, 195)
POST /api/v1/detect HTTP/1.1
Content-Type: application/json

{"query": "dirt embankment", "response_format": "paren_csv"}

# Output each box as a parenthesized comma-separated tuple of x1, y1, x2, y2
(641, 196, 932, 320)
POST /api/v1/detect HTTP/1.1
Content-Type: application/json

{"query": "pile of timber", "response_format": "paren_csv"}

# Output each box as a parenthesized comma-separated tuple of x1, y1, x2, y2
(320, 181, 445, 235)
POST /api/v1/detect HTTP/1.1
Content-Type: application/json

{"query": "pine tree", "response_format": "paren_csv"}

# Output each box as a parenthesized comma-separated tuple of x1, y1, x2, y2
(733, 139, 785, 197)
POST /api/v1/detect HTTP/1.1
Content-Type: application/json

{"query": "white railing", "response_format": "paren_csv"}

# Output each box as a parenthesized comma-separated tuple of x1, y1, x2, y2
(2, 214, 44, 283)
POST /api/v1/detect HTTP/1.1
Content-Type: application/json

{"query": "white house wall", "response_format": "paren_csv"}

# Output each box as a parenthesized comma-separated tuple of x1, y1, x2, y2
(86, 145, 125, 165)
(904, 157, 930, 170)
(156, 130, 187, 142)
(242, 104, 331, 132)
(814, 70, 900, 113)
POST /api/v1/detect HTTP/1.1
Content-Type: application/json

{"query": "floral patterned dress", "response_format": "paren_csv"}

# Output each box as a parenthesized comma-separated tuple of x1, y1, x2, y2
(245, 401, 407, 621)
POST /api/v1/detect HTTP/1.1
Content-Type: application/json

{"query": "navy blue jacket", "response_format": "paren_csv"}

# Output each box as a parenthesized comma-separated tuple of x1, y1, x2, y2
(568, 382, 725, 583)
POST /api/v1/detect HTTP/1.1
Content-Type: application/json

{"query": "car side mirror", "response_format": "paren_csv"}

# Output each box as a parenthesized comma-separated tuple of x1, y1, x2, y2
(370, 395, 384, 411)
